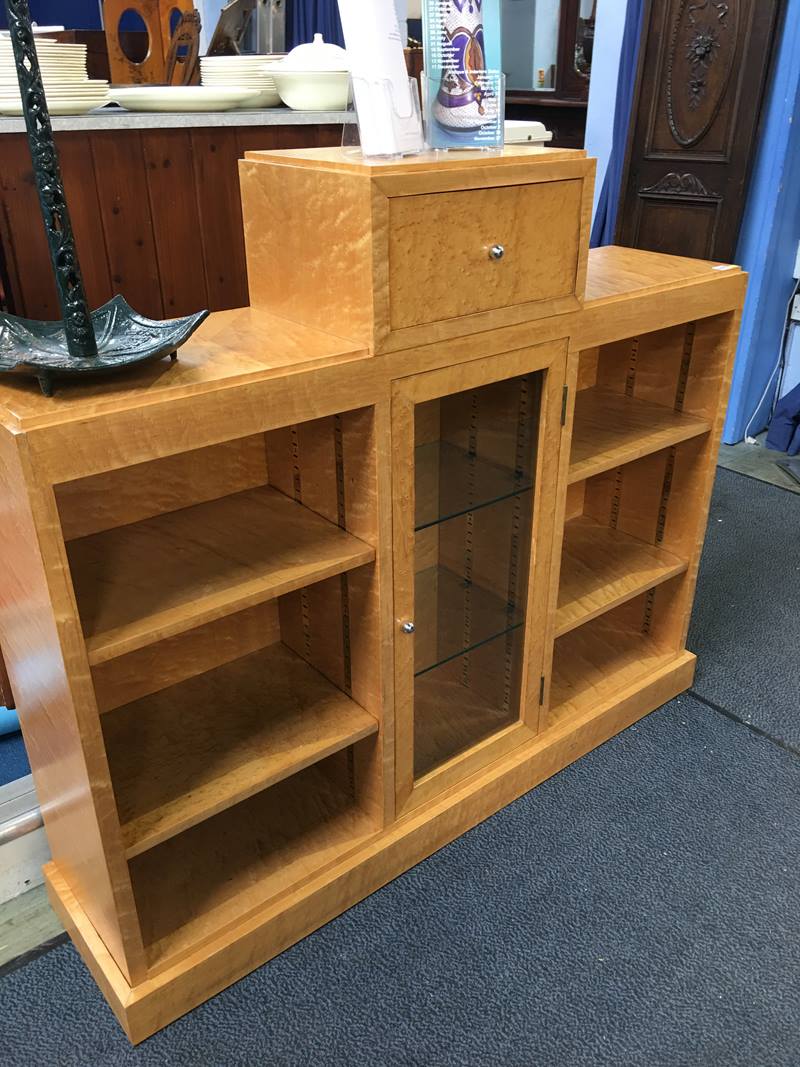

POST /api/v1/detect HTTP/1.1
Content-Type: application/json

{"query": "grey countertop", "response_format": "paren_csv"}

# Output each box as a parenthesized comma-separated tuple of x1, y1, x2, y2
(0, 106, 353, 134)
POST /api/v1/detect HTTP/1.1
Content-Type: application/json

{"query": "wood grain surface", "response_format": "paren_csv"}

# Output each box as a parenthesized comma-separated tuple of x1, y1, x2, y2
(68, 485, 375, 664)
(130, 755, 378, 971)
(104, 642, 377, 859)
(556, 515, 688, 637)
(568, 386, 711, 483)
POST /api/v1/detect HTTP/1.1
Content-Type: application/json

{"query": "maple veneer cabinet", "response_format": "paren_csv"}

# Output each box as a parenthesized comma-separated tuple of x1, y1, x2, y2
(0, 147, 745, 1042)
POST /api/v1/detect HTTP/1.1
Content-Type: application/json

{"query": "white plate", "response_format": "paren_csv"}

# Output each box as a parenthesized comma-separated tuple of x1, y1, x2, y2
(111, 85, 260, 112)
(201, 54, 284, 63)
(0, 76, 101, 86)
(0, 63, 87, 74)
(0, 87, 108, 98)
(0, 82, 108, 94)
(200, 77, 277, 86)
(0, 97, 106, 115)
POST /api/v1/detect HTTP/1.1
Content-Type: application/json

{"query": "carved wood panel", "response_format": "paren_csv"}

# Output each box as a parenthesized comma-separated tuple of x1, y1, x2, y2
(616, 0, 781, 262)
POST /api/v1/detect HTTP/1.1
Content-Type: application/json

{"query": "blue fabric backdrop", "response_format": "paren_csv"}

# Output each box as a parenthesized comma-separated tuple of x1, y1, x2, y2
(0, 1, 101, 30)
(286, 0, 344, 50)
(722, 0, 800, 443)
(589, 0, 645, 248)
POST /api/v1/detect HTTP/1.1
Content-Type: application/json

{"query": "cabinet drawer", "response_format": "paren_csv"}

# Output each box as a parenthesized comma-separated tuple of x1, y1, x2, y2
(389, 179, 584, 330)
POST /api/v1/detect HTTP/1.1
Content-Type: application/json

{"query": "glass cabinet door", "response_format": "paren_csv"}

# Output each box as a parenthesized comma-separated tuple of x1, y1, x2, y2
(392, 343, 568, 811)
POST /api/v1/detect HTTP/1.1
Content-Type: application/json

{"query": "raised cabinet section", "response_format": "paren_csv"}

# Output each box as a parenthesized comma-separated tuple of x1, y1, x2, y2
(239, 147, 595, 354)
(392, 341, 568, 811)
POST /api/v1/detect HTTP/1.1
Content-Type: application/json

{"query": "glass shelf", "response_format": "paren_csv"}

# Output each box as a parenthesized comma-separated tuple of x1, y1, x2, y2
(414, 438, 535, 531)
(414, 627, 525, 778)
(414, 564, 524, 677)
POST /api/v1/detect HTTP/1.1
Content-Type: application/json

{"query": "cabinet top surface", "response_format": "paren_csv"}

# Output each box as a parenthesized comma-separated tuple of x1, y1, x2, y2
(243, 145, 587, 175)
(0, 247, 744, 435)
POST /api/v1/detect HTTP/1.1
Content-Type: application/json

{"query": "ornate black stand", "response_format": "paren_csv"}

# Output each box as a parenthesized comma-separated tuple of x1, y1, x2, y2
(0, 0, 208, 396)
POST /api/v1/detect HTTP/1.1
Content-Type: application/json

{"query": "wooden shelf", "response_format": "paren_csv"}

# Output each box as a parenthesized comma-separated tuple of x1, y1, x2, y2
(67, 485, 375, 665)
(130, 759, 376, 970)
(104, 642, 377, 859)
(549, 617, 678, 727)
(556, 516, 688, 637)
(568, 387, 710, 484)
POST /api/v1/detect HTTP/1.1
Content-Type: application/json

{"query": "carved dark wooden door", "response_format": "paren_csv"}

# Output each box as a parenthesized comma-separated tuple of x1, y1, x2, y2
(616, 0, 782, 262)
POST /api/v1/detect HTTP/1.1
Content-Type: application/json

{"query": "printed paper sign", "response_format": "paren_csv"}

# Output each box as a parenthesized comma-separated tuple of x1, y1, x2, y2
(422, 0, 504, 149)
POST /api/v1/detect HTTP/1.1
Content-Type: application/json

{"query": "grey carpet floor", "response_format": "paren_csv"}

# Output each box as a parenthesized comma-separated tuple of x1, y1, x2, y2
(689, 468, 800, 749)
(1, 468, 798, 1065)
(0, 731, 30, 787)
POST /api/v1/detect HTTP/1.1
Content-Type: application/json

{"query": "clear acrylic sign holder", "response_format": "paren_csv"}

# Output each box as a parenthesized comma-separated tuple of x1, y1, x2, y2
(420, 70, 506, 154)
(341, 75, 425, 161)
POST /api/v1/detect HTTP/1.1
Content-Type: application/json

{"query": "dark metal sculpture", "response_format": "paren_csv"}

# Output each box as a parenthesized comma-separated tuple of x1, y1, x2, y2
(0, 0, 208, 396)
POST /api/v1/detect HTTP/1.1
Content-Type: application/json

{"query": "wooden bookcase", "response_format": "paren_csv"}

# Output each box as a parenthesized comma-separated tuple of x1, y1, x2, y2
(0, 150, 745, 1042)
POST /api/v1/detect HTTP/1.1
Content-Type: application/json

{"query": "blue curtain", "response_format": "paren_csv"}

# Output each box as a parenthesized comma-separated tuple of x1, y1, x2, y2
(286, 0, 344, 49)
(590, 0, 646, 248)
(0, 1, 102, 30)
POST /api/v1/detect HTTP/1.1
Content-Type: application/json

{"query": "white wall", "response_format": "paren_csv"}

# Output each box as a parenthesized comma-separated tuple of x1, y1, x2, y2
(395, 0, 409, 43)
(584, 0, 629, 218)
(503, 1, 537, 89)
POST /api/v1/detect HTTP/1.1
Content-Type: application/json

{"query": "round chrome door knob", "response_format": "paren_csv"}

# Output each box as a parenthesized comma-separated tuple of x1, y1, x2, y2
(400, 621, 416, 634)
(489, 244, 505, 261)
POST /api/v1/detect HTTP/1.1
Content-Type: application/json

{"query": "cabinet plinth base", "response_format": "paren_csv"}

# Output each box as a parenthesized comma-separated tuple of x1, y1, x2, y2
(45, 651, 695, 1045)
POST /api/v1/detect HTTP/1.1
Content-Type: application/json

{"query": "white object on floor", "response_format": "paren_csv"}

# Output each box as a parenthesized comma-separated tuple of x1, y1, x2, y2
(0, 775, 48, 906)
(504, 119, 553, 146)
(780, 323, 800, 398)
(112, 86, 262, 113)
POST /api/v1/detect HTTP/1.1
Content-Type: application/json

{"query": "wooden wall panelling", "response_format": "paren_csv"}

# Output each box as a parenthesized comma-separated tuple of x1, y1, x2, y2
(191, 128, 251, 312)
(142, 130, 209, 317)
(616, 0, 782, 261)
(0, 430, 147, 982)
(0, 136, 57, 318)
(90, 132, 165, 320)
(57, 134, 115, 313)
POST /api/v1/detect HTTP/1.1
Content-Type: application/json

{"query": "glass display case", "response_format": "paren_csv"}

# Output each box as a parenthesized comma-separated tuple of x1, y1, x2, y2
(392, 341, 568, 812)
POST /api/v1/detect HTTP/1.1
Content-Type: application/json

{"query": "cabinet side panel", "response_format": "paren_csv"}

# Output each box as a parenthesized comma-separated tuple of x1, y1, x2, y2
(0, 430, 147, 981)
(239, 160, 374, 349)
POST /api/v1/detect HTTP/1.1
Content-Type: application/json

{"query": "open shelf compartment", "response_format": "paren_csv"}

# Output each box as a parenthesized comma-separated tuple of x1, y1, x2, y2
(129, 745, 378, 971)
(103, 626, 378, 859)
(55, 408, 378, 667)
(569, 315, 731, 484)
(549, 577, 686, 728)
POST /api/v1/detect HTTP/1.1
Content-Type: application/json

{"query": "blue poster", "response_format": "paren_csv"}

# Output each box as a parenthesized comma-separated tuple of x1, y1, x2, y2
(421, 0, 504, 149)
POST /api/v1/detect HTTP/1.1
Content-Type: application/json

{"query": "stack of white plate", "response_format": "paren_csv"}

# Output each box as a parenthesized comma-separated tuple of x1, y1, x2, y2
(200, 54, 284, 109)
(0, 37, 109, 115)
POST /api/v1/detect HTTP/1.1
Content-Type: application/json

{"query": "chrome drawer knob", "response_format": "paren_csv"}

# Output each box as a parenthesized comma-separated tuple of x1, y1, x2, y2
(400, 621, 416, 634)
(489, 243, 505, 261)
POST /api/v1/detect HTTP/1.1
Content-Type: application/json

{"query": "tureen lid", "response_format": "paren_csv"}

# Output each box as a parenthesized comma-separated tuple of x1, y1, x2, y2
(278, 33, 349, 72)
